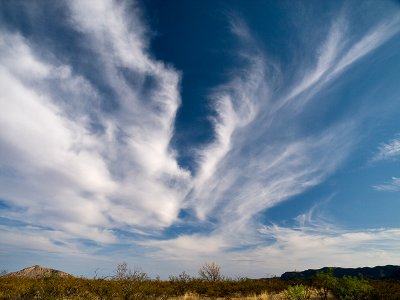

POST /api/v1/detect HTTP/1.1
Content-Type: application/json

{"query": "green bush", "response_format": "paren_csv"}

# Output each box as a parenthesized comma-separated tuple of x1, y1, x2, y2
(369, 280, 400, 300)
(313, 268, 337, 299)
(332, 275, 373, 300)
(284, 284, 311, 300)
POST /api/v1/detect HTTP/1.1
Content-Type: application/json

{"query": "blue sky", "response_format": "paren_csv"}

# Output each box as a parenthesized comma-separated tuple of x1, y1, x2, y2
(0, 0, 400, 278)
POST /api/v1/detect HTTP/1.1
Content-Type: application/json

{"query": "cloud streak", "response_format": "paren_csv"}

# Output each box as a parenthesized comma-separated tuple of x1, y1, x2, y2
(374, 136, 400, 161)
(373, 177, 400, 192)
(372, 135, 400, 192)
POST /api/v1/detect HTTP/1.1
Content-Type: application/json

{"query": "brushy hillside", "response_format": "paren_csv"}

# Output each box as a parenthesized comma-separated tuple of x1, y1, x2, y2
(1, 263, 400, 299)
(0, 276, 288, 299)
(1, 273, 400, 299)
(281, 265, 400, 280)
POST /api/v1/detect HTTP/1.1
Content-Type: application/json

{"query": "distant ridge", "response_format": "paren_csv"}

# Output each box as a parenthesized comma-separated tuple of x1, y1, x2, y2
(281, 265, 400, 280)
(3, 265, 72, 278)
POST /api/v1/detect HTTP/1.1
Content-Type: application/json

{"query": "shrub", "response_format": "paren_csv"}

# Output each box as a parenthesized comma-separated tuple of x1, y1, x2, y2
(369, 280, 400, 300)
(284, 284, 311, 300)
(198, 262, 222, 282)
(113, 262, 149, 281)
(332, 275, 373, 300)
(313, 268, 337, 299)
(169, 271, 192, 295)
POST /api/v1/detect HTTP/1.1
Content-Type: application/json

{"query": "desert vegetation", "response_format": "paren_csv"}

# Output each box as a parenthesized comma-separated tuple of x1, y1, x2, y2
(1, 263, 400, 299)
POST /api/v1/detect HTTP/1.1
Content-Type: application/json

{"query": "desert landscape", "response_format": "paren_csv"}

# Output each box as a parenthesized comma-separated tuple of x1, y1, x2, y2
(1, 263, 400, 299)
(1, 1, 400, 299)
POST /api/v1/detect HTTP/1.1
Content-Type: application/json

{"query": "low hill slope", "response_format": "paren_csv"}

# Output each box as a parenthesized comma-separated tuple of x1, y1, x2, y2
(3, 265, 72, 278)
(281, 265, 400, 280)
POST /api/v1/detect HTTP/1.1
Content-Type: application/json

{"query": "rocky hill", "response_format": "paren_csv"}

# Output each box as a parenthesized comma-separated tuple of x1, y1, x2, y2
(3, 265, 72, 278)
(281, 265, 400, 280)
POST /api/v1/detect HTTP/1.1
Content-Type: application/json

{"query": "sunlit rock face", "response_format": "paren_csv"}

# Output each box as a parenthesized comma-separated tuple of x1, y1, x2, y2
(3, 265, 73, 278)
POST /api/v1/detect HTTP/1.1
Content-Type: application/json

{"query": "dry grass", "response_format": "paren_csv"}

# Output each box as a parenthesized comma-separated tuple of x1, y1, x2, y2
(171, 291, 284, 299)
(171, 289, 334, 299)
(2, 275, 390, 299)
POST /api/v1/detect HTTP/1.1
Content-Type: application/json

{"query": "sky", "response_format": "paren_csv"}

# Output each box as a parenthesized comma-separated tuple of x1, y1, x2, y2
(0, 0, 400, 279)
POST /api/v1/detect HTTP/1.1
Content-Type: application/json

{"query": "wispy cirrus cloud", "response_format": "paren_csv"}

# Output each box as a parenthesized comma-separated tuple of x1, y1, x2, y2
(373, 177, 400, 192)
(141, 8, 400, 276)
(144, 212, 400, 277)
(190, 9, 400, 234)
(372, 135, 400, 192)
(253, 224, 400, 274)
(374, 136, 400, 161)
(332, 14, 400, 77)
(141, 11, 386, 271)
(279, 12, 400, 112)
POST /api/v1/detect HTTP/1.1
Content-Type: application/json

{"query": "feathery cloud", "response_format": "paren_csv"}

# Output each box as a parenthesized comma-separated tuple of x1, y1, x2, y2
(374, 136, 400, 161)
(373, 177, 400, 192)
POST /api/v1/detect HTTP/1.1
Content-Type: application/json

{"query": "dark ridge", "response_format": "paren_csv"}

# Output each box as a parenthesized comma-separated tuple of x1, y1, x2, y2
(280, 265, 400, 280)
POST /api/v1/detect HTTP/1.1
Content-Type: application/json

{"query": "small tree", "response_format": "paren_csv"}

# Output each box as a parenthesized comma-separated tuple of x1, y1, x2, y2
(198, 262, 222, 282)
(169, 271, 192, 295)
(114, 262, 129, 280)
(169, 271, 191, 283)
(314, 268, 337, 300)
(333, 276, 372, 300)
(284, 284, 311, 300)
(113, 262, 149, 281)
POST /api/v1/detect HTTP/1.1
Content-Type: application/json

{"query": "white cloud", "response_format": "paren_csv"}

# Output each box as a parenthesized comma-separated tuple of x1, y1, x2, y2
(136, 10, 400, 276)
(0, 0, 190, 253)
(373, 177, 400, 192)
(374, 136, 400, 161)
(332, 14, 400, 77)
(190, 56, 264, 220)
(154, 194, 399, 277)
(284, 18, 346, 105)
(140, 221, 400, 278)
(182, 14, 360, 247)
(277, 12, 400, 112)
(0, 33, 51, 79)
(253, 225, 400, 274)
(372, 136, 400, 192)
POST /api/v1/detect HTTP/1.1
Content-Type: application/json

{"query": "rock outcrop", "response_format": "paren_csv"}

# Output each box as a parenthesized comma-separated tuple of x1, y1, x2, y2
(3, 265, 72, 278)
